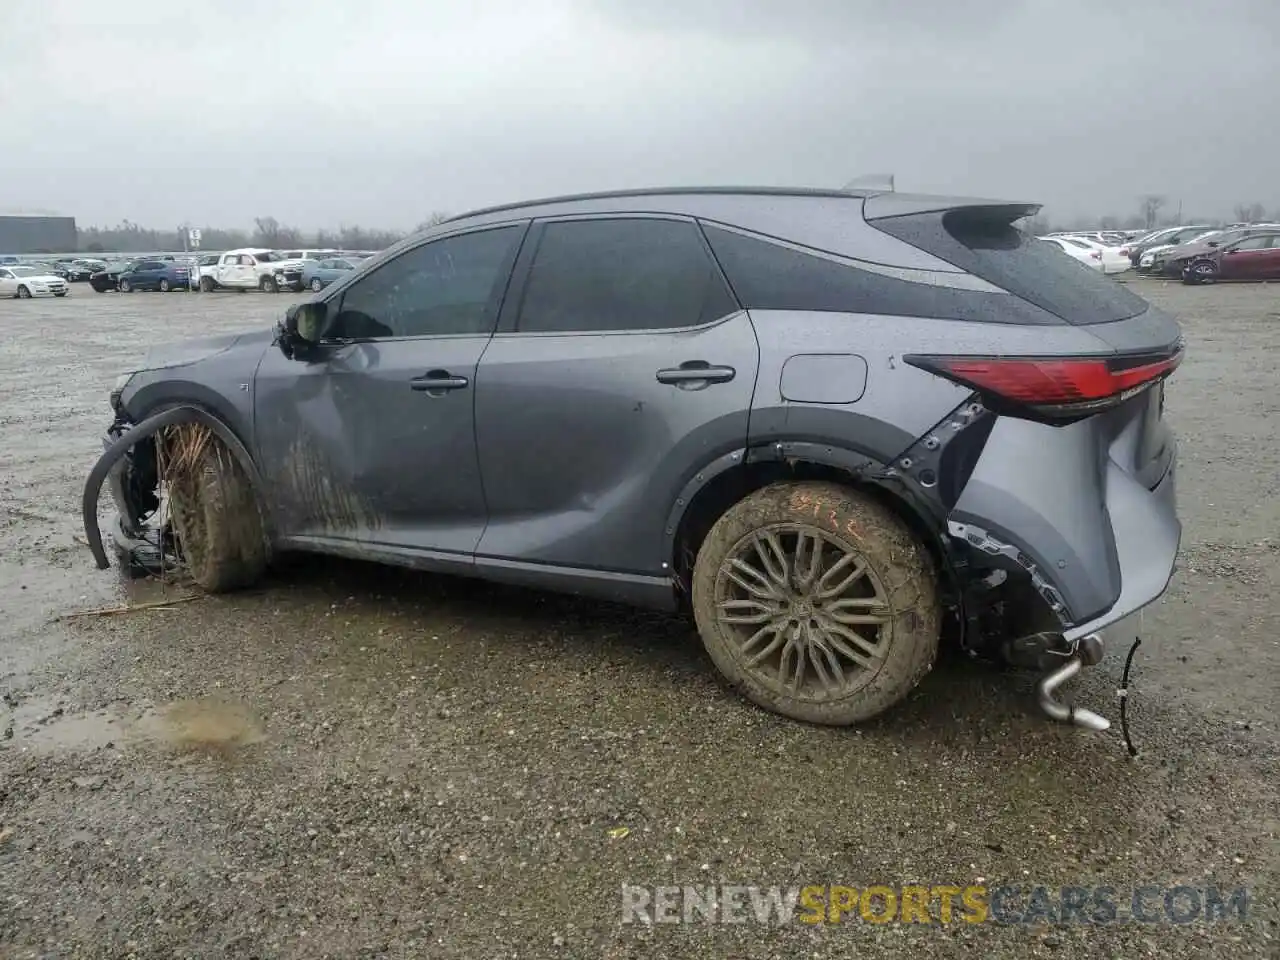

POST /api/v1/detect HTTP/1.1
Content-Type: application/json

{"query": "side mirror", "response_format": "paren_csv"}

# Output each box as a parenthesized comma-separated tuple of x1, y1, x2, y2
(285, 301, 328, 344)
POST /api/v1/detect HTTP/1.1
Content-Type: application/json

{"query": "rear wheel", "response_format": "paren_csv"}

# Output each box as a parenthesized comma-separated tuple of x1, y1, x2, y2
(165, 434, 267, 593)
(259, 275, 278, 294)
(119, 278, 132, 292)
(310, 278, 324, 292)
(159, 278, 171, 292)
(691, 481, 941, 725)
(199, 276, 215, 292)
(16, 285, 30, 299)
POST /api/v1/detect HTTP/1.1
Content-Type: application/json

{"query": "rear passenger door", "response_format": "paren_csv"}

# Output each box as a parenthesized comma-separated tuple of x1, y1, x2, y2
(473, 216, 757, 583)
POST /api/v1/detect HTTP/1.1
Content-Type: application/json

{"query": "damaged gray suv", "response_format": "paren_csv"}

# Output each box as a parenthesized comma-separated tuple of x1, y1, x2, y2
(85, 187, 1183, 730)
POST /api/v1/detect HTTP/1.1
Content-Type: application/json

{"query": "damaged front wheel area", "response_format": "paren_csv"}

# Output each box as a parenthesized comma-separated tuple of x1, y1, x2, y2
(83, 406, 269, 593)
(163, 425, 267, 592)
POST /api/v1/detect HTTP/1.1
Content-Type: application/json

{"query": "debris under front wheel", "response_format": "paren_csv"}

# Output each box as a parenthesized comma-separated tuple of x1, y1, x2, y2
(109, 514, 183, 579)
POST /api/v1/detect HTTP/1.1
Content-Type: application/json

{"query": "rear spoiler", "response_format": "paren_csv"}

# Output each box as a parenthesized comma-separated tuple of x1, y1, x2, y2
(863, 192, 1041, 223)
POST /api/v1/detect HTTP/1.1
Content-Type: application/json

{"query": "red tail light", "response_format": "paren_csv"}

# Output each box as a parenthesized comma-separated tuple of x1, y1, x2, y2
(905, 344, 1184, 422)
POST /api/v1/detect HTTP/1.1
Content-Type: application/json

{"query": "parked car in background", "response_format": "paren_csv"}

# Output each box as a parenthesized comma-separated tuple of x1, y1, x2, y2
(191, 254, 221, 290)
(1066, 237, 1130, 274)
(60, 259, 104, 282)
(0, 265, 69, 298)
(1148, 225, 1280, 278)
(300, 256, 362, 291)
(1128, 225, 1216, 268)
(0, 255, 20, 266)
(117, 259, 191, 292)
(205, 248, 305, 292)
(92, 186, 1184, 730)
(1040, 235, 1104, 271)
(89, 260, 136, 292)
(275, 250, 342, 290)
(1180, 230, 1280, 284)
(26, 260, 72, 280)
(1059, 231, 1128, 248)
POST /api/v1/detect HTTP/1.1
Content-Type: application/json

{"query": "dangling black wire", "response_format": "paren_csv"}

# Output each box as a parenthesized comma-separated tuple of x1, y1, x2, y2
(1119, 637, 1141, 757)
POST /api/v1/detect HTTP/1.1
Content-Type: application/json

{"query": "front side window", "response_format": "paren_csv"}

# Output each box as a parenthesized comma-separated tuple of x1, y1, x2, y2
(1228, 235, 1271, 251)
(515, 218, 737, 334)
(329, 225, 523, 339)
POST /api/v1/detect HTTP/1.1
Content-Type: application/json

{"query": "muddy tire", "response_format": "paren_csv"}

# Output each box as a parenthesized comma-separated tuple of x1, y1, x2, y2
(691, 481, 941, 725)
(167, 439, 267, 593)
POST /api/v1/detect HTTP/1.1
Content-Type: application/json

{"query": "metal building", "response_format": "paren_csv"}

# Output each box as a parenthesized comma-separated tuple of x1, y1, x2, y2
(0, 215, 78, 254)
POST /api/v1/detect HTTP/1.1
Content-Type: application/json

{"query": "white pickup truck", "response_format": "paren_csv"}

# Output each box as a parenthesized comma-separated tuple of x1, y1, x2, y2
(200, 248, 306, 293)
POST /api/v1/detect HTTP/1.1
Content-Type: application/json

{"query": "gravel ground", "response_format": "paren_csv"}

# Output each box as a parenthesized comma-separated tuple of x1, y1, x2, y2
(0, 279, 1277, 958)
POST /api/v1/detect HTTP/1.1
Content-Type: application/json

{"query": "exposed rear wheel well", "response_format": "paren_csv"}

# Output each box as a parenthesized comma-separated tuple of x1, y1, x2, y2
(672, 458, 954, 610)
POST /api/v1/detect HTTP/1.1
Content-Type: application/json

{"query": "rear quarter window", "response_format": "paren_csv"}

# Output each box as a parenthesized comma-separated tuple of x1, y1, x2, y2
(870, 210, 1149, 325)
(700, 224, 1058, 325)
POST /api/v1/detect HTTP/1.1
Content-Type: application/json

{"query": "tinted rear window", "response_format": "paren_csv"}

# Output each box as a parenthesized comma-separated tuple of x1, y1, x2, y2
(871, 210, 1149, 324)
(518, 219, 737, 333)
(701, 225, 1059, 326)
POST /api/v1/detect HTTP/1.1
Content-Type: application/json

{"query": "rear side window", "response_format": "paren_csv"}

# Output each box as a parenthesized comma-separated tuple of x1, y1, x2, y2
(701, 225, 1058, 326)
(871, 210, 1149, 325)
(516, 218, 737, 333)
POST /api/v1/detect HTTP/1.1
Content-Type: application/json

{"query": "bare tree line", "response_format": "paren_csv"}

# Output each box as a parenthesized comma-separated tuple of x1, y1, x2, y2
(76, 212, 452, 254)
(69, 199, 1278, 254)
(1022, 196, 1272, 237)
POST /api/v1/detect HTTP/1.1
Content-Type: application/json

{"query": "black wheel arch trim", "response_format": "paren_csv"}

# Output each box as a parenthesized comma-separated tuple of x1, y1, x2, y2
(82, 404, 274, 571)
(662, 439, 963, 592)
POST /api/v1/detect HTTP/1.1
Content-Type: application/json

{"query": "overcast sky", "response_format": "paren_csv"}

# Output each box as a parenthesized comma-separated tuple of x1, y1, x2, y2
(2, 0, 1277, 230)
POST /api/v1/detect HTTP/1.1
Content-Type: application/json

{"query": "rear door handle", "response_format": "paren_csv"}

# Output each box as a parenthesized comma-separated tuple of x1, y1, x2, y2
(656, 361, 736, 386)
(410, 370, 470, 393)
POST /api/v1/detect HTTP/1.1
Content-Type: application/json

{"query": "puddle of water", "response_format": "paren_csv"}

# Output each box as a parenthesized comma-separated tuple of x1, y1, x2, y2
(3, 696, 264, 757)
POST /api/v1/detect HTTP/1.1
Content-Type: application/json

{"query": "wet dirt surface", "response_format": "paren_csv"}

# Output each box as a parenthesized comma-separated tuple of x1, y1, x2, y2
(0, 281, 1277, 958)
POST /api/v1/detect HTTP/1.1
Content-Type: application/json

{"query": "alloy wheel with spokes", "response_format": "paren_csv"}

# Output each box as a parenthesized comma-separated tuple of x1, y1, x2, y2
(691, 481, 941, 725)
(716, 524, 891, 701)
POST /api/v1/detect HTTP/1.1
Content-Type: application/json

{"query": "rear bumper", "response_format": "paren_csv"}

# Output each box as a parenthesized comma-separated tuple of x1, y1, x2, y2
(949, 396, 1180, 632)
(1064, 446, 1178, 641)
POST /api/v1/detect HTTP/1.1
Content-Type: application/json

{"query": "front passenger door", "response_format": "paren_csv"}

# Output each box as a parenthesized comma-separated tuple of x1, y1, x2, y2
(1218, 235, 1271, 279)
(253, 222, 528, 561)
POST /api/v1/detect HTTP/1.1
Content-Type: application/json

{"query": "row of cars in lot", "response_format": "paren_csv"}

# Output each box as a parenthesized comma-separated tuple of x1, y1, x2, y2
(8, 219, 1277, 301)
(1038, 222, 1280, 284)
(87, 248, 374, 294)
(0, 249, 372, 299)
(1125, 222, 1280, 283)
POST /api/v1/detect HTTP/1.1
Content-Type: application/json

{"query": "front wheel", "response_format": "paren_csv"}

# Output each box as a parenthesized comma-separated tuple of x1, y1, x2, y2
(159, 278, 171, 292)
(164, 429, 268, 593)
(691, 481, 941, 726)
(16, 285, 31, 299)
(259, 275, 278, 294)
(119, 279, 132, 292)
(310, 278, 324, 292)
(1183, 259, 1218, 285)
(199, 276, 215, 292)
